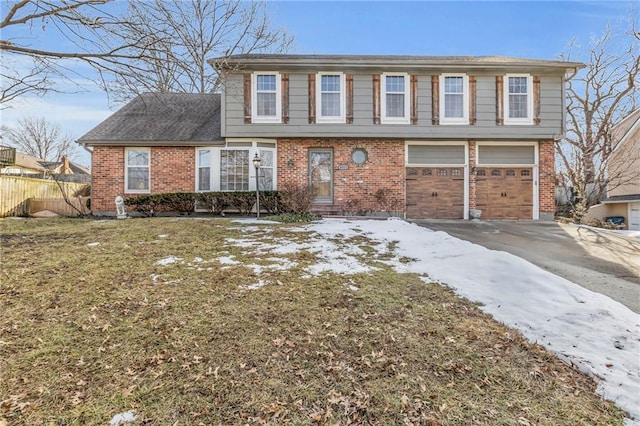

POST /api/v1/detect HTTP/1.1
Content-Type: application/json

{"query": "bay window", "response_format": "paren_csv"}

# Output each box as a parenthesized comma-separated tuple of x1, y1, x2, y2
(196, 141, 276, 192)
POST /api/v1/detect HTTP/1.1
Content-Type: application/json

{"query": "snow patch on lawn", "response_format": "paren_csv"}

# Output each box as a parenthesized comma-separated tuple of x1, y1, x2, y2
(241, 279, 268, 290)
(109, 410, 136, 425)
(217, 255, 240, 265)
(156, 256, 181, 266)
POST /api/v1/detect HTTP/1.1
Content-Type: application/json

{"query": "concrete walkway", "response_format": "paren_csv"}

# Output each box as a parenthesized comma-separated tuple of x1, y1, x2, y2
(412, 220, 640, 313)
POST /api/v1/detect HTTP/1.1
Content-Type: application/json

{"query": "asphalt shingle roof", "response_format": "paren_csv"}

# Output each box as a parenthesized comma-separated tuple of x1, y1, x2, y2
(78, 93, 222, 144)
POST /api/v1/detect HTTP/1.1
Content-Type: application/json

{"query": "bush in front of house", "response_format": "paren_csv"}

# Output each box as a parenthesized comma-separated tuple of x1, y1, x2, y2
(124, 190, 287, 217)
(123, 192, 196, 216)
(277, 183, 317, 215)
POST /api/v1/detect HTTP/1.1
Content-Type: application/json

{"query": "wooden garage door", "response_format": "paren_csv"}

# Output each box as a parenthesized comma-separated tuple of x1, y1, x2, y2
(476, 168, 533, 219)
(406, 167, 464, 219)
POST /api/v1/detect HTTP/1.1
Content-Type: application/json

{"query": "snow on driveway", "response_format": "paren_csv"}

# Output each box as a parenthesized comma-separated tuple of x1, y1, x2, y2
(301, 218, 640, 425)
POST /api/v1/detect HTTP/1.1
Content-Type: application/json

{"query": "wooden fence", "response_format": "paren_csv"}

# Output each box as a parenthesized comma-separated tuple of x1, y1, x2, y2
(0, 175, 89, 217)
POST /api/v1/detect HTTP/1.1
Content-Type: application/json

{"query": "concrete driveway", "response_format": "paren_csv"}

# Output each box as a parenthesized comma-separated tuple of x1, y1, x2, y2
(411, 220, 640, 313)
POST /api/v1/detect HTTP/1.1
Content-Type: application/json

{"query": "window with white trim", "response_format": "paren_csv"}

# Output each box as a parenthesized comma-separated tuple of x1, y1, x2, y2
(220, 149, 249, 191)
(251, 72, 281, 123)
(125, 148, 150, 193)
(381, 73, 410, 124)
(440, 74, 469, 124)
(505, 74, 533, 125)
(197, 149, 211, 191)
(316, 73, 346, 123)
(196, 142, 277, 192)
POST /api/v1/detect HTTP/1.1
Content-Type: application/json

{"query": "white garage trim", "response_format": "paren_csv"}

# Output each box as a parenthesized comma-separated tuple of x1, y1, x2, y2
(629, 202, 640, 231)
(406, 141, 469, 220)
(476, 141, 539, 220)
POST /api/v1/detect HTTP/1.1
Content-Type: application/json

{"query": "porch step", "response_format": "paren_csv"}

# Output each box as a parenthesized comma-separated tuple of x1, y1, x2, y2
(311, 204, 342, 216)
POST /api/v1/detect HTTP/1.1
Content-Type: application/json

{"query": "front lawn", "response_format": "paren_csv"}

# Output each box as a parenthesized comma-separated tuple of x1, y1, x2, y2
(0, 217, 625, 425)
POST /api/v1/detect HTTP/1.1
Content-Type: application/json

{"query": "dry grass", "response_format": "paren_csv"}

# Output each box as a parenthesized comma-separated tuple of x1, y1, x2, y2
(0, 217, 625, 425)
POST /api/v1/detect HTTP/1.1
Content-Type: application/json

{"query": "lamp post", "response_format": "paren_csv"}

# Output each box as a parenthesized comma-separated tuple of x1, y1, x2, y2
(252, 153, 261, 218)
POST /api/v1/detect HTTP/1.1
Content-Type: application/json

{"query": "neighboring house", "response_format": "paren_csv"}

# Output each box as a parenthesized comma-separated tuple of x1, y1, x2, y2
(79, 54, 582, 219)
(0, 151, 90, 178)
(586, 109, 640, 230)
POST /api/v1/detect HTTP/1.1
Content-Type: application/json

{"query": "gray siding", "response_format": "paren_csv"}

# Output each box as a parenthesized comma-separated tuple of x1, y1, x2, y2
(477, 145, 535, 165)
(407, 145, 465, 165)
(223, 72, 564, 140)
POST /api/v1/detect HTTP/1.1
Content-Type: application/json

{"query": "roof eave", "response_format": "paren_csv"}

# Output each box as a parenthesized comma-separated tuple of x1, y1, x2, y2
(210, 56, 584, 74)
(77, 140, 225, 147)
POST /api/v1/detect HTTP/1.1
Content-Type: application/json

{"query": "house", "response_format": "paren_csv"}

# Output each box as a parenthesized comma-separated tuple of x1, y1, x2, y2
(586, 109, 640, 230)
(0, 151, 90, 179)
(78, 54, 583, 219)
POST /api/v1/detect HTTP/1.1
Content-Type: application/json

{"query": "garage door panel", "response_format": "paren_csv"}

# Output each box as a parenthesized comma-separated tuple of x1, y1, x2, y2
(475, 168, 533, 219)
(406, 167, 464, 219)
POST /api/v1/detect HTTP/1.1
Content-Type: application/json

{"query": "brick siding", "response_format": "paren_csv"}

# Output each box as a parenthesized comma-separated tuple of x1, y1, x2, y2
(91, 146, 195, 214)
(538, 139, 555, 215)
(277, 138, 405, 215)
(91, 139, 554, 218)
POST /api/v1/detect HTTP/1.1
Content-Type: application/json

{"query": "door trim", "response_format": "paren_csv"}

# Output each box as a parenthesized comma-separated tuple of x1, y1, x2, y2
(308, 148, 334, 204)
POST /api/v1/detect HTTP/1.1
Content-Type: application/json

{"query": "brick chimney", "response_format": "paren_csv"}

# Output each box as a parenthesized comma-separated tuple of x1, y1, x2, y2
(60, 156, 71, 174)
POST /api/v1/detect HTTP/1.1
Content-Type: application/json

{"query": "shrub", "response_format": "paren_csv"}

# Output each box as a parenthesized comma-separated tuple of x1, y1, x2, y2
(259, 191, 280, 214)
(278, 183, 316, 214)
(124, 194, 161, 217)
(343, 197, 363, 216)
(374, 188, 402, 216)
(197, 192, 230, 214)
(163, 192, 196, 215)
(227, 192, 256, 215)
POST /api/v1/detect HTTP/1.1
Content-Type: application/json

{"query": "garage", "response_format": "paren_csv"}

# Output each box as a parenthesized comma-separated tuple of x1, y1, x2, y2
(629, 202, 640, 231)
(475, 168, 533, 219)
(405, 143, 467, 219)
(475, 144, 536, 220)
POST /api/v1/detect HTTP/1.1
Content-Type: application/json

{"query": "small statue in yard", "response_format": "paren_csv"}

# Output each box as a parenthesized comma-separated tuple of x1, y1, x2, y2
(115, 195, 127, 219)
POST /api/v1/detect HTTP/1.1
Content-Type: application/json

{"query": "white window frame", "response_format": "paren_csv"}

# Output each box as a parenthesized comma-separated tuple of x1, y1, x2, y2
(381, 72, 410, 124)
(251, 72, 281, 123)
(124, 147, 150, 194)
(195, 140, 277, 192)
(439, 73, 469, 125)
(316, 72, 346, 123)
(196, 148, 212, 192)
(504, 74, 534, 125)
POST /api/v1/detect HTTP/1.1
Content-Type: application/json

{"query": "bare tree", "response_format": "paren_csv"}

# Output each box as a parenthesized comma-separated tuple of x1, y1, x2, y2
(104, 0, 293, 101)
(557, 19, 640, 220)
(0, 0, 161, 108)
(1, 116, 77, 161)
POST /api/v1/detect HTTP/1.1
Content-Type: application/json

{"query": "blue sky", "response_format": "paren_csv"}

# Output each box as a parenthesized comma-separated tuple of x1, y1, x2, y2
(1, 0, 636, 166)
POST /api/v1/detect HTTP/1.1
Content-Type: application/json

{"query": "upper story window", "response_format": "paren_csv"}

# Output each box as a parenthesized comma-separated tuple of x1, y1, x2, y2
(381, 73, 410, 124)
(251, 72, 281, 123)
(440, 74, 469, 125)
(505, 74, 533, 125)
(317, 73, 346, 123)
(125, 147, 150, 194)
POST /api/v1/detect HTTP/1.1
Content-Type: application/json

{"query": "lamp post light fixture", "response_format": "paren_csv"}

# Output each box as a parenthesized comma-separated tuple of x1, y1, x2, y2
(252, 153, 261, 218)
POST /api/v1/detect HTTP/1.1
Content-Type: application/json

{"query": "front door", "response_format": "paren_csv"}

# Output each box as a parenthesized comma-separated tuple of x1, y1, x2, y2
(309, 148, 333, 204)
